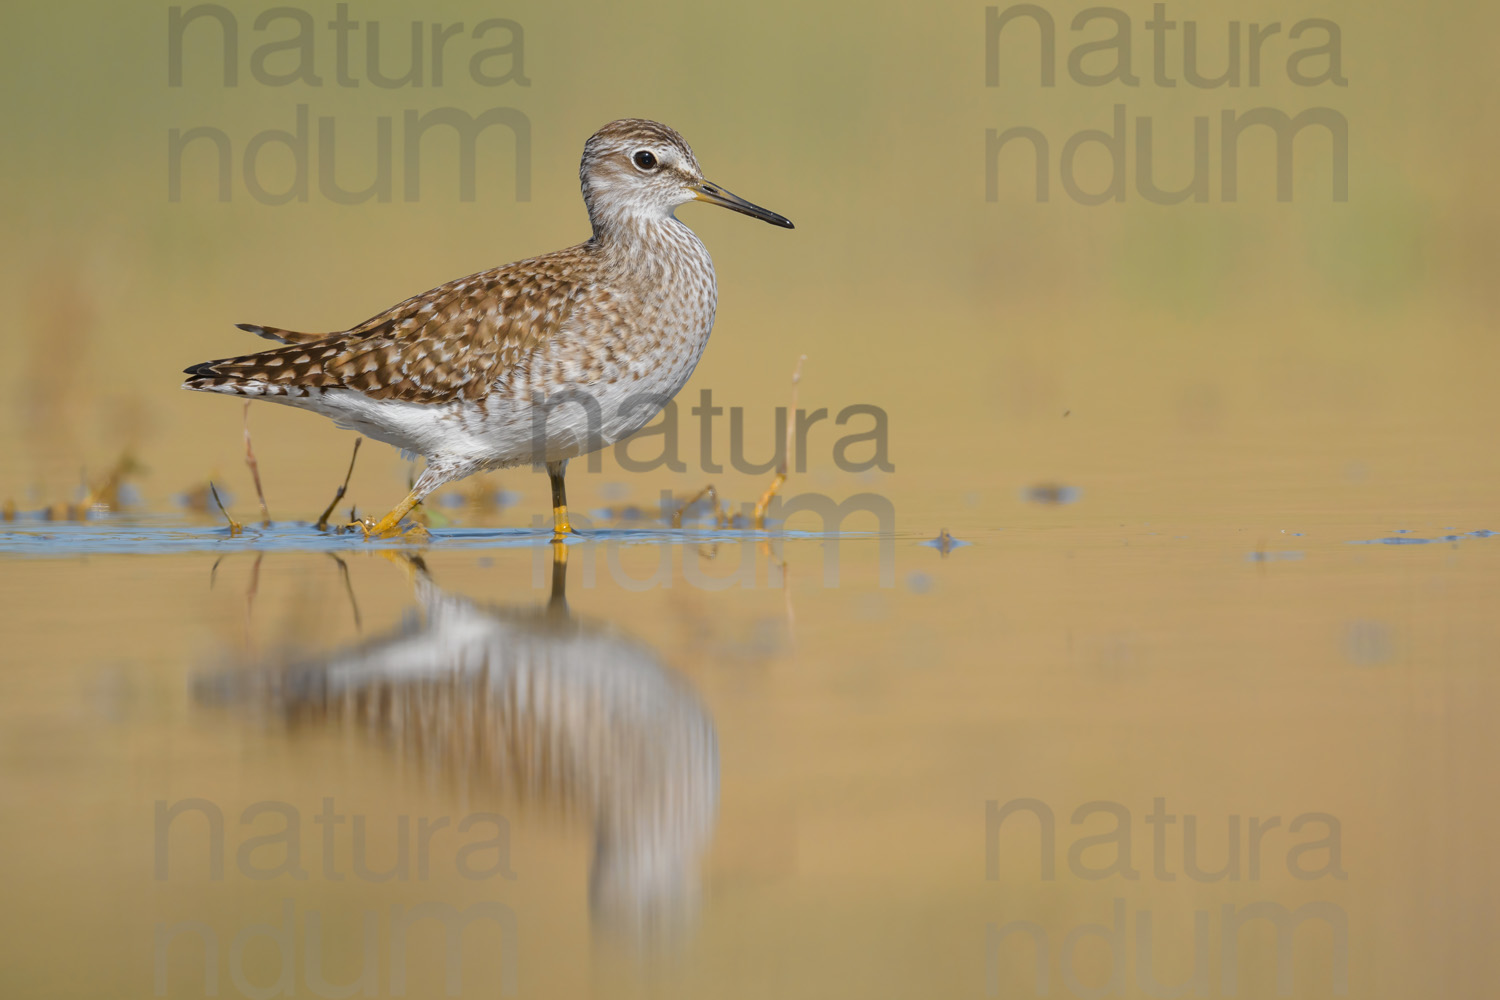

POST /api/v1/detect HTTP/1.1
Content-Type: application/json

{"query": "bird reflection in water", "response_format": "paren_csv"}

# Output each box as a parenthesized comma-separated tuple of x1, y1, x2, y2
(196, 543, 718, 949)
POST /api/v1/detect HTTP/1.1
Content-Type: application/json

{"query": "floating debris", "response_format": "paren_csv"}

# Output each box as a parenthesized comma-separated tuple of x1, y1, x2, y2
(591, 504, 649, 523)
(1350, 529, 1496, 545)
(1246, 550, 1304, 562)
(921, 529, 969, 554)
(42, 502, 91, 521)
(1023, 483, 1081, 505)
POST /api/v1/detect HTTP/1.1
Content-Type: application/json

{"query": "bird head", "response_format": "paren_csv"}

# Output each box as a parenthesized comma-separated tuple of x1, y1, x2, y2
(580, 118, 793, 235)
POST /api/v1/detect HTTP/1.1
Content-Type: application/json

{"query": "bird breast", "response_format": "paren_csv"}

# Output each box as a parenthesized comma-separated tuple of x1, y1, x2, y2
(497, 222, 718, 455)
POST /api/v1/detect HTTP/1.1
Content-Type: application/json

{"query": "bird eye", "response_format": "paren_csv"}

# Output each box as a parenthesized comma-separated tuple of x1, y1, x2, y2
(632, 150, 658, 171)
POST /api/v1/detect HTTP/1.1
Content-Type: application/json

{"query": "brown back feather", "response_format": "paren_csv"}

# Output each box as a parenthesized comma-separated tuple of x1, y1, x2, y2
(187, 247, 596, 404)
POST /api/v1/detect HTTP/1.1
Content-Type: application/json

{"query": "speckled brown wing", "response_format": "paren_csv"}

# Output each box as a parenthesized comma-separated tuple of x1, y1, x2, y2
(184, 247, 596, 404)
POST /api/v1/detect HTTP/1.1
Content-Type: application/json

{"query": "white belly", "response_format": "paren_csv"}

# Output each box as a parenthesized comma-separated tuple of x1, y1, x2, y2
(303, 317, 711, 467)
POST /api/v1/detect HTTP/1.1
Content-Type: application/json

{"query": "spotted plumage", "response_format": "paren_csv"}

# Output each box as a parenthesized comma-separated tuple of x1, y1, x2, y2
(187, 252, 592, 403)
(182, 119, 793, 536)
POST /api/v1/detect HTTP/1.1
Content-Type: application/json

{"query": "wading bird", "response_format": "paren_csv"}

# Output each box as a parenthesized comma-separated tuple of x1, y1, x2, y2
(184, 119, 793, 537)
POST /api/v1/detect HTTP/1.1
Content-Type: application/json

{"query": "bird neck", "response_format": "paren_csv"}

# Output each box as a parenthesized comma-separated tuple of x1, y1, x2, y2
(589, 211, 699, 268)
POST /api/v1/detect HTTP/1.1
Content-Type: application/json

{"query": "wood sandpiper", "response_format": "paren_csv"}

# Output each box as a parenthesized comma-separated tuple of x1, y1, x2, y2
(183, 119, 793, 538)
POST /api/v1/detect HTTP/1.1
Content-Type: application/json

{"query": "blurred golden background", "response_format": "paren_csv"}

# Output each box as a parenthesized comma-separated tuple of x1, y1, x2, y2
(1, 0, 1495, 524)
(1, 2, 1498, 998)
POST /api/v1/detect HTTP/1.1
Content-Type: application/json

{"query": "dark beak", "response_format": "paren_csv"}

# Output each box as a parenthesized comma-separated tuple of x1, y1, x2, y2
(689, 180, 794, 229)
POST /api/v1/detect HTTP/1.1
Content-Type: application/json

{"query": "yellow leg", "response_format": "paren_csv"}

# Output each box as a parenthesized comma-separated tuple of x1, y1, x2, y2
(547, 461, 576, 541)
(354, 489, 422, 539)
(546, 539, 569, 614)
(376, 548, 426, 584)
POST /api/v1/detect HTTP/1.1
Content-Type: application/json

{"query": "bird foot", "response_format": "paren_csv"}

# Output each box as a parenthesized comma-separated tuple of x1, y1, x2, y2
(347, 517, 428, 542)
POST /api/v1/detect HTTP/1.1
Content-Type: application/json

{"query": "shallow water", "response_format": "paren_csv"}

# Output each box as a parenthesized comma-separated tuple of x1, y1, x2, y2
(4, 490, 1498, 997)
(5, 0, 1500, 993)
(0, 516, 865, 556)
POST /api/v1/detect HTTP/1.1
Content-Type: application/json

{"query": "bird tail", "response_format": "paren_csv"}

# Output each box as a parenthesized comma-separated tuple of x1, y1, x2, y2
(182, 339, 347, 397)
